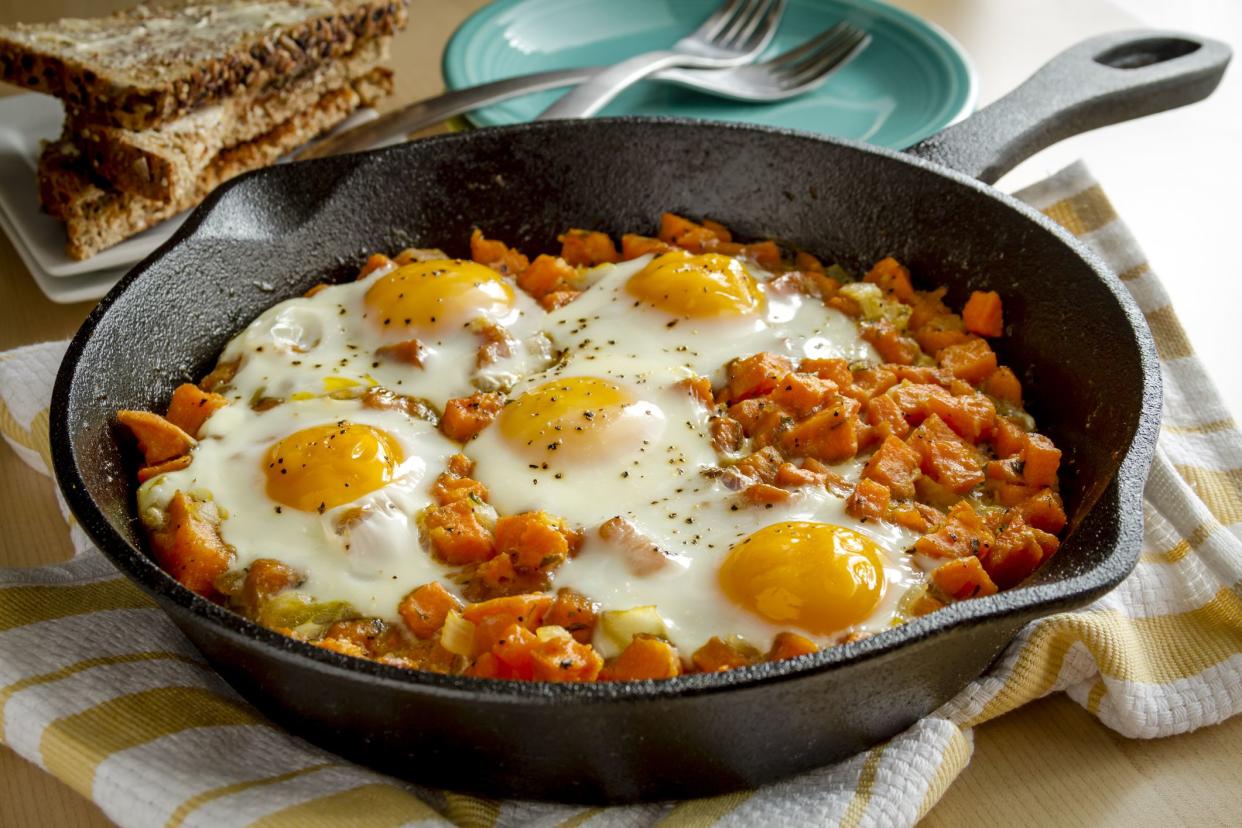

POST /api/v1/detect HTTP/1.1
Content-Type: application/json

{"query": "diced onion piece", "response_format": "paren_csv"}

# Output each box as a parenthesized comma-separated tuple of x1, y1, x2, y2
(839, 282, 912, 330)
(535, 625, 572, 643)
(440, 609, 476, 657)
(597, 605, 668, 658)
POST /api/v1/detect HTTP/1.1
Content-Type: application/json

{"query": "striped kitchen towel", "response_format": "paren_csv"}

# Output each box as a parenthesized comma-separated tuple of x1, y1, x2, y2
(1, 161, 1239, 828)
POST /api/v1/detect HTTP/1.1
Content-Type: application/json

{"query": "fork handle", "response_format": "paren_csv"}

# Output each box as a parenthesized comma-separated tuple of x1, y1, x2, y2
(538, 50, 686, 120)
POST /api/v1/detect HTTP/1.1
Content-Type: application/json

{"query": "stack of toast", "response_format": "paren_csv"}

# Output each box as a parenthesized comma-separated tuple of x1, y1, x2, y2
(0, 0, 408, 260)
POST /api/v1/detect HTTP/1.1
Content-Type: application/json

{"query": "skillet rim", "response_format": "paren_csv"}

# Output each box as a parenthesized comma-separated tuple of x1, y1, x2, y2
(49, 115, 1161, 702)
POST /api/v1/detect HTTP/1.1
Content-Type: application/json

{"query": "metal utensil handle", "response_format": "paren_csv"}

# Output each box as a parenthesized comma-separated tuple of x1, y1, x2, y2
(297, 68, 596, 160)
(537, 51, 686, 120)
(907, 30, 1232, 184)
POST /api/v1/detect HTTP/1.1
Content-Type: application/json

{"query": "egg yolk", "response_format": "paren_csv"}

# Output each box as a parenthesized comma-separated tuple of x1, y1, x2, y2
(264, 422, 404, 512)
(364, 259, 515, 333)
(498, 376, 659, 461)
(625, 250, 764, 318)
(719, 522, 886, 635)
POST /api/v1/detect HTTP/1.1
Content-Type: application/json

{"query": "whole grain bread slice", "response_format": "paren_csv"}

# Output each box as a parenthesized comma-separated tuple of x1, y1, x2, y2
(70, 35, 390, 202)
(0, 0, 407, 131)
(38, 66, 393, 260)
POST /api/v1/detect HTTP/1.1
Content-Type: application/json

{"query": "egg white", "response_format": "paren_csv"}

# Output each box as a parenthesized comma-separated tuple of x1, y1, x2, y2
(544, 254, 878, 386)
(138, 396, 461, 618)
(214, 259, 552, 411)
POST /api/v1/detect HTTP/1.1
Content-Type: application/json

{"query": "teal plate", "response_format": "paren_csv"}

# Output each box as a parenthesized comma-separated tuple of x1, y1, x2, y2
(443, 0, 977, 148)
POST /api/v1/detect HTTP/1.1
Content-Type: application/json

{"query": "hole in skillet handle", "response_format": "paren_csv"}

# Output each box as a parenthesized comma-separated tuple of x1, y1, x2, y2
(1095, 38, 1202, 69)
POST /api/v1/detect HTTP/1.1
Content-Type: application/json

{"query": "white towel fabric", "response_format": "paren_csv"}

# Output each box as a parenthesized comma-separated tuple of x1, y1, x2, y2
(1, 161, 1240, 828)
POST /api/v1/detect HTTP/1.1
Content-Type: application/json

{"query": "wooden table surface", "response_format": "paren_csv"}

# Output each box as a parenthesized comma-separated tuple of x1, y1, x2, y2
(2, 1, 1240, 826)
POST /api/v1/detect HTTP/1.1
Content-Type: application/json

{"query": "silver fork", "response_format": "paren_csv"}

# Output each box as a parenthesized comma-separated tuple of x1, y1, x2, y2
(659, 22, 869, 102)
(537, 0, 785, 120)
(296, 23, 869, 161)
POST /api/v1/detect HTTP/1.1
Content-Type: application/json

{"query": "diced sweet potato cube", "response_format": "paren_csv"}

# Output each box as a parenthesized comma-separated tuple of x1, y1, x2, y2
(907, 413, 984, 493)
(117, 410, 195, 465)
(907, 286, 951, 330)
(470, 229, 529, 276)
(137, 455, 191, 483)
(376, 339, 426, 367)
(1022, 432, 1062, 488)
(962, 290, 1004, 337)
(431, 473, 489, 505)
(864, 257, 917, 303)
(795, 250, 825, 273)
(888, 502, 943, 533)
(400, 582, 462, 639)
(767, 631, 819, 661)
(357, 252, 393, 279)
(775, 462, 823, 488)
(518, 254, 576, 299)
(743, 240, 782, 269)
(463, 593, 553, 628)
(165, 384, 228, 437)
(239, 558, 302, 617)
(601, 634, 682, 680)
(559, 229, 620, 266)
(727, 352, 794, 402)
(1017, 488, 1068, 534)
(494, 511, 576, 572)
(769, 372, 838, 417)
(993, 416, 1028, 458)
(543, 588, 598, 644)
(926, 390, 996, 444)
(539, 290, 580, 310)
(937, 338, 998, 385)
(932, 557, 998, 600)
(441, 392, 504, 442)
(865, 394, 912, 442)
(701, 219, 733, 242)
(912, 314, 971, 356)
(779, 396, 861, 463)
(732, 446, 783, 484)
(424, 499, 495, 565)
(983, 366, 1023, 407)
(982, 516, 1058, 588)
(914, 501, 994, 560)
(744, 482, 792, 504)
(862, 435, 922, 499)
(150, 492, 234, 597)
(800, 358, 852, 388)
(846, 478, 891, 521)
(530, 635, 603, 682)
(692, 636, 756, 672)
(659, 212, 703, 244)
(621, 234, 670, 259)
(492, 622, 538, 676)
(474, 553, 518, 594)
(862, 322, 921, 365)
(709, 416, 744, 453)
(886, 381, 952, 427)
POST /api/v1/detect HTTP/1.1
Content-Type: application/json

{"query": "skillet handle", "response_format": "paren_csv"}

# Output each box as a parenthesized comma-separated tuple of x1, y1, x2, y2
(906, 30, 1231, 184)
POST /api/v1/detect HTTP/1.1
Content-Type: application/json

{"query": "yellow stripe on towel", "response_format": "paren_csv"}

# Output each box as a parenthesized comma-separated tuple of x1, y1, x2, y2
(0, 579, 153, 632)
(249, 782, 439, 827)
(655, 789, 757, 826)
(840, 745, 887, 828)
(165, 762, 339, 828)
(1174, 465, 1242, 526)
(41, 686, 265, 796)
(1041, 185, 1117, 236)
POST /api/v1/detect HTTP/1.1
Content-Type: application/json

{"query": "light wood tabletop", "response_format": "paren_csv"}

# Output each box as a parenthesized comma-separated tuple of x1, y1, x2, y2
(2, 1, 1240, 826)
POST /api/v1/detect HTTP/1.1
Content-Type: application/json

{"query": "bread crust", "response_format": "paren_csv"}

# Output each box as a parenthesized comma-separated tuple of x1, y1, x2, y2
(38, 66, 394, 260)
(70, 35, 390, 202)
(0, 0, 407, 131)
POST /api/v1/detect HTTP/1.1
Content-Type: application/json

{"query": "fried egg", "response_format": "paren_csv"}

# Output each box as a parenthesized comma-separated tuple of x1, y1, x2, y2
(552, 460, 922, 655)
(466, 353, 719, 528)
(215, 257, 552, 410)
(545, 252, 877, 384)
(138, 396, 460, 617)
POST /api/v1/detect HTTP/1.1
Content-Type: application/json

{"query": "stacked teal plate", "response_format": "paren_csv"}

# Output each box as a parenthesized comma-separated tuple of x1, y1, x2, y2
(443, 0, 976, 148)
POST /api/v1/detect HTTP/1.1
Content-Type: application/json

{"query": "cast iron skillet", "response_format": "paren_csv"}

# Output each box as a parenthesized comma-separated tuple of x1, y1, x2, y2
(51, 31, 1228, 802)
